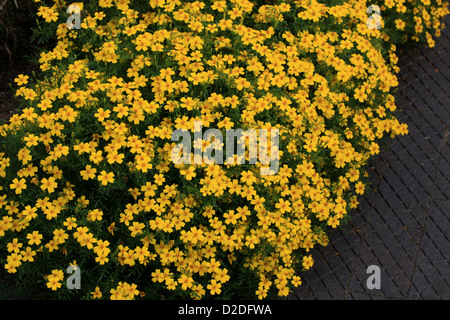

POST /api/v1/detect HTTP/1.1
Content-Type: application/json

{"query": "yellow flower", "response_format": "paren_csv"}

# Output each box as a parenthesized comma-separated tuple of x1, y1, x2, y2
(302, 255, 314, 270)
(95, 251, 110, 265)
(46, 275, 62, 291)
(327, 215, 340, 228)
(109, 287, 123, 300)
(291, 276, 302, 287)
(6, 252, 22, 272)
(154, 173, 165, 185)
(180, 165, 196, 180)
(151, 269, 165, 283)
(53, 229, 69, 244)
(40, 176, 58, 193)
(178, 274, 194, 291)
(20, 246, 36, 262)
(80, 165, 97, 180)
(369, 142, 380, 155)
(26, 231, 43, 246)
(37, 6, 59, 23)
(87, 209, 103, 221)
(113, 104, 129, 118)
(107, 222, 116, 235)
(21, 107, 38, 121)
(63, 217, 77, 230)
(91, 286, 103, 299)
(89, 150, 104, 164)
(135, 153, 152, 172)
(94, 239, 111, 255)
(106, 151, 125, 164)
(45, 240, 59, 252)
(43, 203, 61, 220)
(354, 87, 368, 102)
(129, 221, 145, 237)
(240, 170, 257, 185)
(214, 268, 230, 284)
(10, 178, 27, 194)
(204, 258, 221, 274)
(207, 279, 222, 295)
(355, 181, 365, 194)
(23, 134, 39, 147)
(94, 108, 111, 122)
(58, 106, 78, 122)
(395, 19, 406, 31)
(14, 74, 29, 86)
(346, 168, 359, 182)
(7, 238, 23, 253)
(275, 198, 292, 213)
(74, 142, 91, 155)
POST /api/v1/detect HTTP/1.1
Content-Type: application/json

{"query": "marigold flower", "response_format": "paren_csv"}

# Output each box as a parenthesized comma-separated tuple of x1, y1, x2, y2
(40, 176, 58, 193)
(302, 255, 314, 270)
(91, 286, 103, 299)
(14, 74, 29, 86)
(97, 170, 115, 186)
(26, 231, 43, 246)
(207, 280, 222, 295)
(10, 178, 27, 194)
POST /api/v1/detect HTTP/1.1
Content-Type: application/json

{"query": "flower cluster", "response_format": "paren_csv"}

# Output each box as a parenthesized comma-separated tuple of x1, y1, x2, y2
(0, 0, 447, 299)
(373, 0, 449, 47)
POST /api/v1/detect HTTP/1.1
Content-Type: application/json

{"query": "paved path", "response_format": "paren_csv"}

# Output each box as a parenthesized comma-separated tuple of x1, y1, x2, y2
(292, 16, 450, 300)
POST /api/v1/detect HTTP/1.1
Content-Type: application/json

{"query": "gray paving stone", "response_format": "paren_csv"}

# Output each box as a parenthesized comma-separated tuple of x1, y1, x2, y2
(409, 271, 440, 299)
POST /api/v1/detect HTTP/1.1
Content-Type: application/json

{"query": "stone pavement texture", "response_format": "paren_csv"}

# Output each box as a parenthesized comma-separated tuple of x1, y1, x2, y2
(292, 16, 450, 300)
